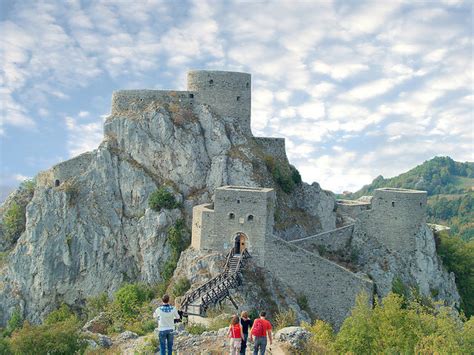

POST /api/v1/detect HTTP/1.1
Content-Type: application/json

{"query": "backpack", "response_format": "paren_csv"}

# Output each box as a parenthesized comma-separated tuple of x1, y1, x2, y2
(252, 319, 265, 336)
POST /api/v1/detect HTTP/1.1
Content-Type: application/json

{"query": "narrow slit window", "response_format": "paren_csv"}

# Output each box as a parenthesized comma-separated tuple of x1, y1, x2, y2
(236, 96, 240, 101)
(392, 201, 395, 207)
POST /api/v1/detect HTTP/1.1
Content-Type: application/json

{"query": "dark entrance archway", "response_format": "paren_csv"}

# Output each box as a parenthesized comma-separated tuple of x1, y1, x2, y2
(234, 232, 247, 254)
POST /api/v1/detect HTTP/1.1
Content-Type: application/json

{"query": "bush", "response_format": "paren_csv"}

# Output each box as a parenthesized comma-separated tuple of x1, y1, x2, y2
(3, 201, 26, 244)
(172, 278, 191, 297)
(297, 294, 310, 314)
(0, 338, 11, 355)
(44, 304, 76, 325)
(113, 283, 153, 320)
(85, 293, 110, 319)
(9, 319, 85, 354)
(264, 155, 298, 193)
(274, 308, 297, 330)
(3, 308, 22, 337)
(161, 220, 190, 282)
(148, 187, 178, 211)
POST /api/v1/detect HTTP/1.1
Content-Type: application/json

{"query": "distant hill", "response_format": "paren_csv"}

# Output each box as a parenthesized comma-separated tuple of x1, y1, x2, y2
(341, 156, 474, 241)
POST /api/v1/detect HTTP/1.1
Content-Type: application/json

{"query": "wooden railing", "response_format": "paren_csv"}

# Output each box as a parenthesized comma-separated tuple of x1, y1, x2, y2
(180, 247, 251, 316)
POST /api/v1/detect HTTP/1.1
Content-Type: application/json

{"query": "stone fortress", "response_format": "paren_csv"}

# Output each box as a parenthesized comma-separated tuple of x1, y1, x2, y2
(7, 69, 458, 330)
(156, 70, 452, 328)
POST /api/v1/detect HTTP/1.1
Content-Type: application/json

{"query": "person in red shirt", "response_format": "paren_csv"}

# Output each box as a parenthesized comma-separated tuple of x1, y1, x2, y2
(250, 311, 272, 354)
(228, 314, 244, 355)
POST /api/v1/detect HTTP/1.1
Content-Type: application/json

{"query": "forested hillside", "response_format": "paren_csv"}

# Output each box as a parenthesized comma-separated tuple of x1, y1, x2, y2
(344, 156, 474, 241)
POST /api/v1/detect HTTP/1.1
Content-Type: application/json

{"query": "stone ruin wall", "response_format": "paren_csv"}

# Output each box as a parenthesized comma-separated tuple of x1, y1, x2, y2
(289, 224, 354, 254)
(264, 235, 373, 329)
(254, 137, 288, 164)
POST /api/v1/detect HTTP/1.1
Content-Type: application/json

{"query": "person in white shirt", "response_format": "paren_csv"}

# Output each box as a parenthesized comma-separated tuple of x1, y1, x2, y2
(153, 294, 180, 355)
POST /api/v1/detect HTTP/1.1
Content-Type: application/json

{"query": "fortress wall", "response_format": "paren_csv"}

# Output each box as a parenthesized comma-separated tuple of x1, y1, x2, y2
(111, 90, 195, 114)
(336, 200, 371, 219)
(37, 152, 95, 188)
(254, 137, 288, 163)
(191, 204, 215, 250)
(265, 235, 373, 329)
(289, 225, 354, 254)
(360, 188, 427, 254)
(187, 71, 251, 134)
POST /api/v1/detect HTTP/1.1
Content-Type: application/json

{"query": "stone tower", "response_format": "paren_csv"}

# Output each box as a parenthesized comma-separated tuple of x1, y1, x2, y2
(359, 188, 427, 253)
(191, 186, 275, 266)
(187, 70, 252, 135)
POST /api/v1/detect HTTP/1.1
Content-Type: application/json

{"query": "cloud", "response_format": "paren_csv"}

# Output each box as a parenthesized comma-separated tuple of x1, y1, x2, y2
(64, 113, 103, 158)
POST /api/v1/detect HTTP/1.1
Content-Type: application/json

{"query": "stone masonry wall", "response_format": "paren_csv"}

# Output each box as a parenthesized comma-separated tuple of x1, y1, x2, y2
(264, 235, 373, 329)
(191, 204, 214, 250)
(361, 188, 427, 254)
(254, 137, 288, 163)
(289, 225, 354, 254)
(36, 152, 94, 188)
(212, 187, 274, 264)
(111, 90, 195, 114)
(187, 71, 251, 135)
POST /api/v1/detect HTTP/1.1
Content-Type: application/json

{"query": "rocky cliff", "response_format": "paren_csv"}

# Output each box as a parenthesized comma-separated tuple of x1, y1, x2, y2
(0, 87, 335, 325)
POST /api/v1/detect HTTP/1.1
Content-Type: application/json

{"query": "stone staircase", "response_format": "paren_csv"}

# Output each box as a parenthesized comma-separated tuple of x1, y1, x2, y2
(180, 248, 251, 316)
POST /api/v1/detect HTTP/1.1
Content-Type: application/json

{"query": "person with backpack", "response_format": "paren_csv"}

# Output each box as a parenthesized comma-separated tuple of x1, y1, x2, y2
(152, 294, 181, 355)
(250, 311, 272, 354)
(228, 314, 245, 354)
(240, 311, 253, 354)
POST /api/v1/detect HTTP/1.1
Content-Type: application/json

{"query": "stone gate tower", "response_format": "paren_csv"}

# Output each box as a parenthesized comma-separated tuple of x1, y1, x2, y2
(191, 186, 275, 266)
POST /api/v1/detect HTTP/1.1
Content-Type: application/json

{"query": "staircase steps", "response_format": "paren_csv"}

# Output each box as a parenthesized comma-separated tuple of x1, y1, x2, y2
(180, 248, 251, 316)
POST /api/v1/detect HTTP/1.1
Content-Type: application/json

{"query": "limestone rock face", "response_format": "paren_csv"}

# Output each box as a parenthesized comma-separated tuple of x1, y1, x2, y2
(352, 223, 460, 305)
(0, 99, 334, 325)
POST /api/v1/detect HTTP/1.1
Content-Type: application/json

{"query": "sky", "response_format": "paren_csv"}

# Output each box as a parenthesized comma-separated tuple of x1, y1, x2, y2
(0, 0, 472, 200)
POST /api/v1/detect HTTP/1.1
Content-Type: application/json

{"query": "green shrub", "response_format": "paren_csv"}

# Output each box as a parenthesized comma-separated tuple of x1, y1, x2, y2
(148, 187, 178, 211)
(172, 278, 191, 297)
(44, 304, 76, 325)
(392, 276, 409, 299)
(186, 323, 208, 335)
(9, 319, 85, 355)
(0, 337, 11, 355)
(3, 308, 23, 337)
(85, 293, 110, 319)
(263, 155, 299, 193)
(3, 201, 26, 244)
(19, 179, 36, 194)
(161, 220, 190, 282)
(113, 283, 153, 320)
(297, 294, 310, 314)
(290, 165, 302, 185)
(274, 308, 297, 330)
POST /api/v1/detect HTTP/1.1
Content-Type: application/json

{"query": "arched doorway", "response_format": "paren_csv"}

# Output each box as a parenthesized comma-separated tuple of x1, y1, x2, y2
(234, 232, 247, 254)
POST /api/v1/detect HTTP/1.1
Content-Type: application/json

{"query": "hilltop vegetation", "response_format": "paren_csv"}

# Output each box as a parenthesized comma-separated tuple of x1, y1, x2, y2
(343, 156, 474, 241)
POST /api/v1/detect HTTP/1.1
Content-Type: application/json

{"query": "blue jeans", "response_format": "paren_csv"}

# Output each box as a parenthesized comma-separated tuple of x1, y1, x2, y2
(159, 329, 174, 355)
(253, 336, 267, 355)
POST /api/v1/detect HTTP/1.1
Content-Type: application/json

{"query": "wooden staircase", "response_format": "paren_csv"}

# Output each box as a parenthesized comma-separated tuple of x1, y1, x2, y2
(180, 248, 251, 316)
